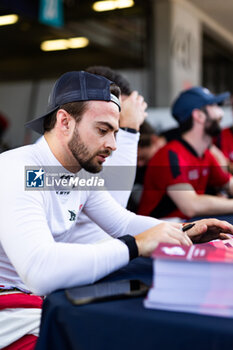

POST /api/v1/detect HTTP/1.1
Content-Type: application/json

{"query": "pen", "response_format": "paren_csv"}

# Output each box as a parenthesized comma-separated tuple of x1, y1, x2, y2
(182, 223, 195, 232)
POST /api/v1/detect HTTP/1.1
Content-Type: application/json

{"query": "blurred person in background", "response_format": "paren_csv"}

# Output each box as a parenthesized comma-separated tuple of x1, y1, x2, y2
(213, 95, 233, 174)
(138, 86, 233, 220)
(137, 121, 166, 168)
(0, 112, 10, 152)
(127, 121, 166, 212)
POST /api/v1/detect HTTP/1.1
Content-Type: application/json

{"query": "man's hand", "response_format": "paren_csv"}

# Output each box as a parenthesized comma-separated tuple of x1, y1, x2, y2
(185, 218, 233, 243)
(134, 219, 233, 258)
(120, 91, 147, 131)
(135, 222, 192, 257)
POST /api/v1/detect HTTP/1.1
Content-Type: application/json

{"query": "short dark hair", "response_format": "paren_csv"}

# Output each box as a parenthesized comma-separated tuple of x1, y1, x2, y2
(177, 105, 209, 134)
(138, 121, 157, 148)
(44, 83, 120, 132)
(176, 105, 210, 134)
(179, 115, 193, 134)
(86, 66, 131, 96)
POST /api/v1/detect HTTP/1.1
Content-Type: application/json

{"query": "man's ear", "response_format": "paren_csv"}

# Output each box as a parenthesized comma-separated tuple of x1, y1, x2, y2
(192, 109, 205, 124)
(56, 109, 74, 134)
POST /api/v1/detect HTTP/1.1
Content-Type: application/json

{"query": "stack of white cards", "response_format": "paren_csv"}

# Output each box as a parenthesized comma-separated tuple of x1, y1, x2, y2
(144, 240, 233, 317)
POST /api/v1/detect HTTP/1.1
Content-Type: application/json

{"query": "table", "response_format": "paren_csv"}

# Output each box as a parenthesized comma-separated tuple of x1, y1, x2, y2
(36, 256, 233, 350)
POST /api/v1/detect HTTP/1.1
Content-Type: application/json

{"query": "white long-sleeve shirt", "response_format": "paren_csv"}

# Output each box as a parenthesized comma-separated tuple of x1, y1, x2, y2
(0, 137, 161, 296)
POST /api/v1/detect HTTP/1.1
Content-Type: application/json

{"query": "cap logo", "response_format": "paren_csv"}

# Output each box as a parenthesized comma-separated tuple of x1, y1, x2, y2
(202, 88, 211, 95)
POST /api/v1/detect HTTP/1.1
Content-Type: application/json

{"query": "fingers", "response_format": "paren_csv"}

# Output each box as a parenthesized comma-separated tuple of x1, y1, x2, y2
(164, 223, 192, 246)
(137, 93, 144, 104)
(219, 220, 233, 233)
(120, 90, 148, 130)
(190, 223, 208, 236)
(170, 222, 183, 229)
(196, 218, 233, 233)
(169, 227, 193, 246)
(163, 236, 184, 246)
(219, 233, 232, 240)
(130, 90, 139, 99)
(182, 233, 193, 246)
(130, 91, 147, 112)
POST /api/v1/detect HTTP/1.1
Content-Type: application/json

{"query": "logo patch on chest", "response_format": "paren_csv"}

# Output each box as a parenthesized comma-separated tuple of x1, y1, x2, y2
(202, 168, 209, 176)
(188, 169, 199, 180)
(68, 210, 76, 221)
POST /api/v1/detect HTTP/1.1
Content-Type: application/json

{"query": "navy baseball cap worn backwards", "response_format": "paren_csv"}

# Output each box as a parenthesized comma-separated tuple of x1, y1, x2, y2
(172, 86, 230, 124)
(25, 71, 121, 134)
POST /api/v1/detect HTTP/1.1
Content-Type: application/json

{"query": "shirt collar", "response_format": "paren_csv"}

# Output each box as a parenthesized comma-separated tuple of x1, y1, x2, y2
(178, 137, 199, 158)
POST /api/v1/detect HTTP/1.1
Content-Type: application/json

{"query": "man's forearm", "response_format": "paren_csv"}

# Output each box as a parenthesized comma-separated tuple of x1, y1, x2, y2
(182, 194, 233, 217)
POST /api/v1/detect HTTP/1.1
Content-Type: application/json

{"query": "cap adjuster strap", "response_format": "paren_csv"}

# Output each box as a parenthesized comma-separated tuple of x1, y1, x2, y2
(110, 93, 121, 111)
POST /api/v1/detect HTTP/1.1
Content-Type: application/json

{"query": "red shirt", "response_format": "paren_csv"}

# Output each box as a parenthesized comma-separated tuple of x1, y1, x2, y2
(214, 128, 233, 162)
(138, 139, 230, 219)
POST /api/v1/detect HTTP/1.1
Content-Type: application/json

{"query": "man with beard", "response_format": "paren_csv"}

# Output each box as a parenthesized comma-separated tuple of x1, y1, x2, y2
(138, 86, 233, 220)
(213, 97, 233, 173)
(1, 76, 233, 349)
(73, 65, 147, 243)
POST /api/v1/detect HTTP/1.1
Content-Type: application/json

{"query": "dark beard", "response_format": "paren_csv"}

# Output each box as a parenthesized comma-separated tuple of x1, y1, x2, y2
(204, 119, 221, 137)
(68, 124, 110, 173)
